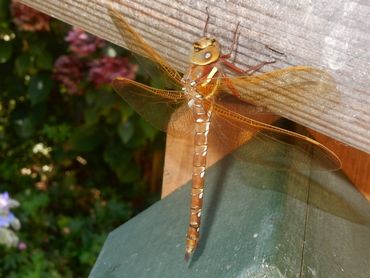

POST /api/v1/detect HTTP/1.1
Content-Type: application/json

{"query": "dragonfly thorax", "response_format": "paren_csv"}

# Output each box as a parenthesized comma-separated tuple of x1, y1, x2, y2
(181, 63, 220, 100)
(190, 37, 221, 66)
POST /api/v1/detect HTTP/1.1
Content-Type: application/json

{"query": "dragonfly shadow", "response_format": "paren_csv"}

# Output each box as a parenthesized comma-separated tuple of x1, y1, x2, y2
(188, 123, 369, 267)
(306, 172, 370, 227)
(187, 122, 369, 267)
(213, 117, 370, 227)
(233, 143, 370, 228)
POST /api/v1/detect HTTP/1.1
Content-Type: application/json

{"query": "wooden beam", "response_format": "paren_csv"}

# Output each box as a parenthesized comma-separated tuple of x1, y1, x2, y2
(19, 0, 370, 155)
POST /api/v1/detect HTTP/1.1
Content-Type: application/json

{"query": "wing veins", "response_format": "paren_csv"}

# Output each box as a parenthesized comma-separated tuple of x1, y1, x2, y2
(108, 8, 182, 85)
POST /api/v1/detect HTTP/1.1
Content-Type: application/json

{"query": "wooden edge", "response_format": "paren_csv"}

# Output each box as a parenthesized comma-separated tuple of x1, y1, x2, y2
(310, 129, 370, 202)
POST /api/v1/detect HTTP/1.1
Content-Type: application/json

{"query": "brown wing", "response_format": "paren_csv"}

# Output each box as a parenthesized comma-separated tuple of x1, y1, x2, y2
(112, 75, 341, 171)
(204, 97, 341, 171)
(108, 8, 182, 86)
(112, 77, 193, 137)
(217, 66, 339, 118)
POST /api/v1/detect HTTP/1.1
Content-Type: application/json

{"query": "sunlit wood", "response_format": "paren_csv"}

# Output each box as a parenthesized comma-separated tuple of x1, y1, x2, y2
(19, 0, 370, 154)
(310, 130, 370, 201)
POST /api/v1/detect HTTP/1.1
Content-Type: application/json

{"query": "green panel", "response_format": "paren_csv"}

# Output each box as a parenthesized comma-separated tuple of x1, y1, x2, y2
(302, 171, 370, 278)
(90, 142, 370, 278)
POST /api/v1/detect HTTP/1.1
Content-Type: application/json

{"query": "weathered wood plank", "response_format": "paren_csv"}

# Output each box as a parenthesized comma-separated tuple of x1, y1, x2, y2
(19, 0, 370, 154)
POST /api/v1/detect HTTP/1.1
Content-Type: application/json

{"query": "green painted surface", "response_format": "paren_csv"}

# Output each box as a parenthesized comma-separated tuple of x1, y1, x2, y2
(302, 170, 370, 277)
(90, 140, 370, 278)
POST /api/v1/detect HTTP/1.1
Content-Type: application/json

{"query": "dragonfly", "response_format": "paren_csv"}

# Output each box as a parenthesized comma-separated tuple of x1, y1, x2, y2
(108, 7, 341, 261)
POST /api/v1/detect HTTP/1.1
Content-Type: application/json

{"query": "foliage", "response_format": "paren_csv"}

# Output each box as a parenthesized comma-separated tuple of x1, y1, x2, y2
(0, 192, 21, 248)
(0, 0, 165, 276)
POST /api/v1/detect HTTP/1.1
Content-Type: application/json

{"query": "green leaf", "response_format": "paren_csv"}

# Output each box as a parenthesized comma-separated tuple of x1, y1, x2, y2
(0, 0, 10, 21)
(30, 102, 47, 127)
(86, 89, 116, 108)
(139, 118, 158, 141)
(42, 124, 72, 143)
(119, 101, 134, 119)
(21, 192, 50, 218)
(36, 51, 53, 70)
(119, 165, 140, 183)
(103, 142, 142, 182)
(118, 122, 134, 144)
(103, 143, 130, 169)
(15, 54, 34, 76)
(84, 106, 100, 126)
(0, 41, 13, 63)
(28, 74, 52, 106)
(14, 117, 35, 138)
(69, 125, 106, 152)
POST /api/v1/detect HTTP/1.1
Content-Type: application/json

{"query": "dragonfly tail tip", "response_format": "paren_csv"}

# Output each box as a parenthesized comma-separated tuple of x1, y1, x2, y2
(184, 251, 191, 262)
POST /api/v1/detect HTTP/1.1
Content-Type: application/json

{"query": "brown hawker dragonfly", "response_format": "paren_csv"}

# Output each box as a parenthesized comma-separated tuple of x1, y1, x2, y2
(108, 7, 341, 261)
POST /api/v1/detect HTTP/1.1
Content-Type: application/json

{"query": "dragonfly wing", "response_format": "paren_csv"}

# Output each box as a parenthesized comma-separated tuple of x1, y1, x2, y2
(218, 66, 338, 115)
(205, 98, 341, 171)
(112, 78, 193, 137)
(108, 8, 182, 86)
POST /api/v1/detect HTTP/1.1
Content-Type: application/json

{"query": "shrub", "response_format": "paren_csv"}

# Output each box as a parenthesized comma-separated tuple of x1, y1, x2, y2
(0, 1, 164, 276)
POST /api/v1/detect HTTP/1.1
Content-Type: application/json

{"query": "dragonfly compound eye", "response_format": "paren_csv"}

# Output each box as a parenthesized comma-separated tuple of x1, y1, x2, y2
(204, 52, 212, 59)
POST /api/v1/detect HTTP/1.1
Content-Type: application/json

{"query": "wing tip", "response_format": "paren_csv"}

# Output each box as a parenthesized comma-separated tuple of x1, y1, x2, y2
(115, 77, 126, 81)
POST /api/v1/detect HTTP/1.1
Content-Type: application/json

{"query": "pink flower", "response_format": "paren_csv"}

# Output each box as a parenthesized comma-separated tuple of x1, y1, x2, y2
(11, 1, 51, 32)
(53, 55, 85, 95)
(18, 242, 27, 251)
(88, 57, 138, 86)
(65, 27, 105, 57)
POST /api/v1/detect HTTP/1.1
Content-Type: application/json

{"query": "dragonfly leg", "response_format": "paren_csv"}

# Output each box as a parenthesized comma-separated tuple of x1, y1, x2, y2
(222, 59, 276, 75)
(222, 59, 245, 74)
(221, 73, 241, 98)
(203, 7, 210, 36)
(244, 60, 276, 75)
(220, 72, 263, 108)
(220, 20, 276, 76)
(222, 22, 241, 59)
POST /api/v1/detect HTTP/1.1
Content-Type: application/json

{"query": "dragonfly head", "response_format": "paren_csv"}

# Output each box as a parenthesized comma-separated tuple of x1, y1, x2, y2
(190, 37, 221, 66)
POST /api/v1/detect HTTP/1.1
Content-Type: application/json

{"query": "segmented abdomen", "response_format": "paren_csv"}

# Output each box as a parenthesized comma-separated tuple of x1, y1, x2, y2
(185, 96, 212, 260)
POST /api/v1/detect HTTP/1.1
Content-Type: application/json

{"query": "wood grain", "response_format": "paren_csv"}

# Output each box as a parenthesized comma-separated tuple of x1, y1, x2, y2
(19, 0, 370, 155)
(310, 130, 370, 201)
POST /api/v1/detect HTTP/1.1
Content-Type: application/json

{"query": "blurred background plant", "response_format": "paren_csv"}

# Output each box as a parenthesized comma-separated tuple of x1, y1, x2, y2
(0, 192, 22, 248)
(0, 0, 165, 276)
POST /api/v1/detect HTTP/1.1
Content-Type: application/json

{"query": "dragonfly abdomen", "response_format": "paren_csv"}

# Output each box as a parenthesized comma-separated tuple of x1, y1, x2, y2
(185, 96, 212, 261)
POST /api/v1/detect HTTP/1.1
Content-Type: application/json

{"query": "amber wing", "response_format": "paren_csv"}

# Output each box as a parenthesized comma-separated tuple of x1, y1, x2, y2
(112, 78, 194, 137)
(108, 8, 182, 86)
(218, 66, 339, 116)
(112, 77, 341, 171)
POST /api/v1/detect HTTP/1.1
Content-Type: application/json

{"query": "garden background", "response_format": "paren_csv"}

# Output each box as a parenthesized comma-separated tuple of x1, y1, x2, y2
(0, 1, 165, 276)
